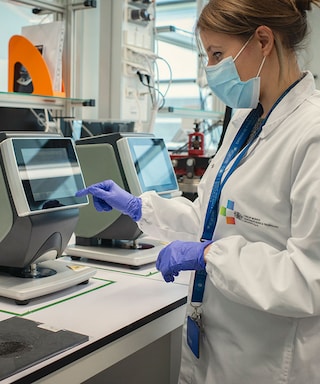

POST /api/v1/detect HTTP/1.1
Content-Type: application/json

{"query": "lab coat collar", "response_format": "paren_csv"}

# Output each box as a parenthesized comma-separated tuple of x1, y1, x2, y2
(230, 71, 316, 140)
(259, 71, 316, 139)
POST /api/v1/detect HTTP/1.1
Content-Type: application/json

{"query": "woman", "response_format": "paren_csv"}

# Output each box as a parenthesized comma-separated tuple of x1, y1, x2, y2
(76, 0, 320, 382)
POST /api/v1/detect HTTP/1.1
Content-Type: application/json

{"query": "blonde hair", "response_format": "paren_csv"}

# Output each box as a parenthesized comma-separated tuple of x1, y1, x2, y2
(196, 0, 320, 51)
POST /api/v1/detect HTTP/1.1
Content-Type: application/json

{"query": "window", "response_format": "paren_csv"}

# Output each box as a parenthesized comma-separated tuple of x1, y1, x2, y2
(155, 1, 199, 109)
(154, 0, 223, 154)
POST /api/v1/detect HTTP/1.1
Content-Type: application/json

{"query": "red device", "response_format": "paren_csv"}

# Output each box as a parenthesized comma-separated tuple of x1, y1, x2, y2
(188, 121, 204, 156)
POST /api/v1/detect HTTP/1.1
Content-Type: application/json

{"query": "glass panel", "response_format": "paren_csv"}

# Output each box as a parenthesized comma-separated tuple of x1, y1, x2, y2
(154, 1, 203, 141)
(157, 42, 197, 81)
(156, 1, 197, 30)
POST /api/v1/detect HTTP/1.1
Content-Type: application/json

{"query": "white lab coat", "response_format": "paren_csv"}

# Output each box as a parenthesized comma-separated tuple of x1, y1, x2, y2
(138, 71, 320, 384)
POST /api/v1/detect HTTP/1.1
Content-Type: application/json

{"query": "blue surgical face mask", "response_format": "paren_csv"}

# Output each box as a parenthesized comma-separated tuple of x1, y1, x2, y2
(205, 37, 266, 109)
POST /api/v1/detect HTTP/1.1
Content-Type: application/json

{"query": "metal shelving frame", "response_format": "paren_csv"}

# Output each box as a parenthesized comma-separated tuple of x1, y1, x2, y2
(1, 0, 96, 118)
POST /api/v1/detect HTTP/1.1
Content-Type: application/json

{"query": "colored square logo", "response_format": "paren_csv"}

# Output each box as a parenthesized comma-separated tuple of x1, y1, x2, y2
(226, 217, 236, 225)
(220, 200, 236, 225)
(227, 200, 234, 210)
(220, 206, 227, 216)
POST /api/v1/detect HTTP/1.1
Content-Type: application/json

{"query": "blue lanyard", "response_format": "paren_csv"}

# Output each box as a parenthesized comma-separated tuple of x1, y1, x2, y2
(191, 104, 264, 303)
(201, 103, 263, 240)
(192, 76, 303, 303)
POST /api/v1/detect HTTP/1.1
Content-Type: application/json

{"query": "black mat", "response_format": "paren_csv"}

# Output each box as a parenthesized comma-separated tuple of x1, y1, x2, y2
(0, 316, 89, 380)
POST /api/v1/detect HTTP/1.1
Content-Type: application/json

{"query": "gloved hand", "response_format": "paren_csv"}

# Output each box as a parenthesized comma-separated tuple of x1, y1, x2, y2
(76, 180, 142, 222)
(156, 240, 213, 282)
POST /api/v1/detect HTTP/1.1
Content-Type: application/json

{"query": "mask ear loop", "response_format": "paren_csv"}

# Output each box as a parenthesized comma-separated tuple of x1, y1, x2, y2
(256, 56, 266, 77)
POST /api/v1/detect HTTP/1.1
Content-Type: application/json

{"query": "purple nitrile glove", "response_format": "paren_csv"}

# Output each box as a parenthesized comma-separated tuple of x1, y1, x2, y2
(76, 180, 142, 222)
(156, 240, 213, 283)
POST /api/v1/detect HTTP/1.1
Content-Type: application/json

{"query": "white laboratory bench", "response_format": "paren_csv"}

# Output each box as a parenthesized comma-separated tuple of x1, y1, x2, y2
(0, 257, 190, 384)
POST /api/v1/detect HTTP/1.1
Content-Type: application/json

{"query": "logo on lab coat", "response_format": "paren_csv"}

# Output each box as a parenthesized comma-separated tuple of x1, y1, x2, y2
(220, 199, 279, 229)
(220, 200, 236, 225)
